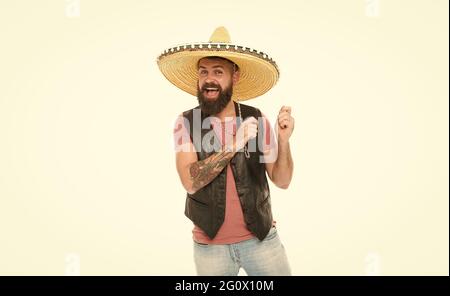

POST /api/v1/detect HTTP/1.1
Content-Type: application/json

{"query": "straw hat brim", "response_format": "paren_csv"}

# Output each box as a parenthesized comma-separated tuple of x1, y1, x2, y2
(157, 44, 279, 101)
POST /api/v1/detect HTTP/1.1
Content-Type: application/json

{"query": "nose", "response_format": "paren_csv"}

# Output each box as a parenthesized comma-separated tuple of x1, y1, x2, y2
(204, 73, 216, 83)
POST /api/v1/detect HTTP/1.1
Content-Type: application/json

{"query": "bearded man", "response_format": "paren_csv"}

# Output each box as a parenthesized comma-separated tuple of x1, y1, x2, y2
(158, 27, 294, 276)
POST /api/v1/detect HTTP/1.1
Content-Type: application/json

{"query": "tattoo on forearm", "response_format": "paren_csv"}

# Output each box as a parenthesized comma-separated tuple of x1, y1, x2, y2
(189, 150, 235, 193)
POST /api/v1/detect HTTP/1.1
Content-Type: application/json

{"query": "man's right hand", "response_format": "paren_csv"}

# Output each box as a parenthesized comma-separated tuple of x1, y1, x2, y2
(231, 116, 258, 152)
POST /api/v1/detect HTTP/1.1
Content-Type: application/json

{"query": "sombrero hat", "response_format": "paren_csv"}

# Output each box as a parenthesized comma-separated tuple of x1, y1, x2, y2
(156, 26, 279, 101)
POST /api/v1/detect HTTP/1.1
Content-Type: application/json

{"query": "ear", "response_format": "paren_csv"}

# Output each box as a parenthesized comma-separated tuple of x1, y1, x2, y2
(232, 70, 240, 85)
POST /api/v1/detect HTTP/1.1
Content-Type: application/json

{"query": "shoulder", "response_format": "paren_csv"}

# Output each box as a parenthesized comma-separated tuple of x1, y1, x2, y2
(174, 106, 198, 131)
(182, 105, 200, 116)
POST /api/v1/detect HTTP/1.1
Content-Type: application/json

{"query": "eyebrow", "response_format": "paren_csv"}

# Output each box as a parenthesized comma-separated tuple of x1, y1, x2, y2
(198, 65, 225, 69)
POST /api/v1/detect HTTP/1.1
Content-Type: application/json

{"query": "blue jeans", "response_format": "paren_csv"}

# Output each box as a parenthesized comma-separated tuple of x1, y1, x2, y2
(193, 226, 292, 276)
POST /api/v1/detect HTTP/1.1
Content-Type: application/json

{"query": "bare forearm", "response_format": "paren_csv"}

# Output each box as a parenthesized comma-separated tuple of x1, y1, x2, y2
(188, 149, 236, 194)
(272, 140, 293, 189)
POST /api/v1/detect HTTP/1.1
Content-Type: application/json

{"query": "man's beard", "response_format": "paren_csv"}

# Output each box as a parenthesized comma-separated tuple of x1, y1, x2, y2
(197, 82, 233, 116)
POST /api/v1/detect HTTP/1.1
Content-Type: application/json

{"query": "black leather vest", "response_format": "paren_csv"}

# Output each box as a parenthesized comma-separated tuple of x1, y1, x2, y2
(182, 101, 273, 241)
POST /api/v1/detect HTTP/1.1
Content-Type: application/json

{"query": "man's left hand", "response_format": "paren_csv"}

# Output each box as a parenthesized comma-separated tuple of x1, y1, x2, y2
(276, 106, 294, 144)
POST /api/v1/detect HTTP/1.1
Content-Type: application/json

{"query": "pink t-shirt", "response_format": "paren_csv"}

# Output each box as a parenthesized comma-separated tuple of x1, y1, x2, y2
(173, 112, 278, 244)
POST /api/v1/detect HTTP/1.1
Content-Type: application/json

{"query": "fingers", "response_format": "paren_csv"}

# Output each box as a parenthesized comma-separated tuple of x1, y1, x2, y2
(278, 113, 291, 122)
(280, 106, 291, 114)
(243, 121, 258, 140)
(278, 106, 293, 129)
(279, 120, 289, 129)
(242, 116, 258, 125)
(242, 116, 258, 136)
(236, 117, 258, 148)
(242, 116, 258, 124)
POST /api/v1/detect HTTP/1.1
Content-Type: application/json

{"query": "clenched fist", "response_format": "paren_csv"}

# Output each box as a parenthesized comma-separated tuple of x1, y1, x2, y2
(227, 116, 258, 152)
(276, 106, 294, 144)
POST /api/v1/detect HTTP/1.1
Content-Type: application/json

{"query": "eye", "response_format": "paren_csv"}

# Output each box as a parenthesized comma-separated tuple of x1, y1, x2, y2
(199, 70, 207, 76)
(215, 70, 223, 75)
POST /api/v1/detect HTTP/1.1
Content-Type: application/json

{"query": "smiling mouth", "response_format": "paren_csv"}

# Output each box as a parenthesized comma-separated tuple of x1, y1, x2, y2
(203, 87, 219, 98)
